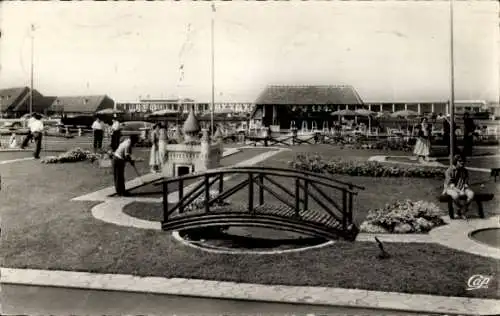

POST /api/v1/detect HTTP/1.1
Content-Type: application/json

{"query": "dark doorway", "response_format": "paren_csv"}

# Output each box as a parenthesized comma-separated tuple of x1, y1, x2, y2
(177, 166, 191, 177)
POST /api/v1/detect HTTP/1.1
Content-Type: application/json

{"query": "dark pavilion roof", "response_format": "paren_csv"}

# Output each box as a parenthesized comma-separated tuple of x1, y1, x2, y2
(255, 85, 364, 105)
(50, 95, 114, 113)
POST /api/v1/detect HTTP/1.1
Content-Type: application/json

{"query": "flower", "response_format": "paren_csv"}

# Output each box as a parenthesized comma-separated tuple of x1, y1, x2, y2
(360, 222, 390, 233)
(291, 153, 446, 179)
(394, 223, 413, 233)
(360, 199, 446, 234)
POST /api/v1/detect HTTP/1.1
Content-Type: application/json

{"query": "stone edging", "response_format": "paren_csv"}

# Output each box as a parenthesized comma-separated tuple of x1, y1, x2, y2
(171, 231, 335, 255)
(368, 155, 494, 173)
(1, 268, 498, 315)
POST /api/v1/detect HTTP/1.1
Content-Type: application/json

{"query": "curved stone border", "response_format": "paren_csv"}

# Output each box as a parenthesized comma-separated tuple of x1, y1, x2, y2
(469, 227, 500, 249)
(171, 231, 334, 255)
(92, 199, 161, 230)
(368, 154, 495, 173)
(429, 215, 500, 260)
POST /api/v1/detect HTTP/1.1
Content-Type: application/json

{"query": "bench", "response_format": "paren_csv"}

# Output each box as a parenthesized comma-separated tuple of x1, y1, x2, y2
(437, 193, 494, 219)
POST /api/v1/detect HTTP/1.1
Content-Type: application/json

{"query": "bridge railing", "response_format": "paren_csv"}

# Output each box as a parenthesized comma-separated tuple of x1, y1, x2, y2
(155, 166, 364, 235)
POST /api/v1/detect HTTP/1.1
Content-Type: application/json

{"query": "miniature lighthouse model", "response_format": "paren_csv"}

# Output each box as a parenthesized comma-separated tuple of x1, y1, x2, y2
(161, 108, 222, 177)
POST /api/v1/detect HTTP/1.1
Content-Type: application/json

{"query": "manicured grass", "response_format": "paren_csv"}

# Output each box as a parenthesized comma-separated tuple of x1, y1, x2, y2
(1, 143, 499, 299)
(2, 210, 498, 299)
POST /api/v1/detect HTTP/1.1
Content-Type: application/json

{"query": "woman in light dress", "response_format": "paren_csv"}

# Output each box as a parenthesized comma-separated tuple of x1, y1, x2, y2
(149, 124, 161, 173)
(9, 133, 18, 148)
(157, 122, 167, 167)
(413, 117, 431, 162)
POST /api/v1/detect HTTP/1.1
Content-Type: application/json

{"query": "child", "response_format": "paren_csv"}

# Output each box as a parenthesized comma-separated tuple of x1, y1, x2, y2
(9, 133, 18, 148)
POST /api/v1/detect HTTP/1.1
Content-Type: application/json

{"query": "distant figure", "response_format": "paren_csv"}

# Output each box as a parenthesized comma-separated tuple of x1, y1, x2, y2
(158, 122, 167, 166)
(462, 112, 476, 157)
(9, 133, 17, 148)
(92, 117, 105, 152)
(110, 117, 122, 151)
(413, 117, 431, 162)
(113, 135, 138, 196)
(30, 114, 44, 159)
(442, 115, 460, 157)
(149, 124, 161, 173)
(20, 114, 36, 149)
(443, 155, 474, 219)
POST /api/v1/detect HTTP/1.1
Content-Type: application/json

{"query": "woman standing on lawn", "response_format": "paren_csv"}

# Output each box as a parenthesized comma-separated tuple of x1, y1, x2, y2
(149, 123, 161, 173)
(413, 117, 431, 162)
(157, 122, 167, 167)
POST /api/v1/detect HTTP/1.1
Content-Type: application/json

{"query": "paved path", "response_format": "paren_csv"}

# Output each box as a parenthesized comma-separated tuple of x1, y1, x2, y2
(0, 157, 34, 165)
(1, 284, 429, 316)
(2, 268, 498, 315)
(368, 154, 496, 173)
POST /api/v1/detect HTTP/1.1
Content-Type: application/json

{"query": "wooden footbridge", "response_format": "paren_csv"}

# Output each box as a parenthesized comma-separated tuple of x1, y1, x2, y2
(156, 166, 364, 240)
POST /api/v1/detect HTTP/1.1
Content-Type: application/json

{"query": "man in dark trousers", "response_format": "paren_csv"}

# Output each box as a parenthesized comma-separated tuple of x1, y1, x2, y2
(20, 114, 36, 149)
(462, 112, 476, 157)
(91, 117, 105, 153)
(110, 116, 122, 151)
(112, 135, 138, 196)
(30, 114, 44, 159)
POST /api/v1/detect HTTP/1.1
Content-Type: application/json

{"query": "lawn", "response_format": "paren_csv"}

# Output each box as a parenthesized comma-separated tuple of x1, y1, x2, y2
(1, 144, 499, 299)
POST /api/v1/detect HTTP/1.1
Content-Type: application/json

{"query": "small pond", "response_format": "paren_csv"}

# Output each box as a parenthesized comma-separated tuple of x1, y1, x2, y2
(469, 228, 500, 249)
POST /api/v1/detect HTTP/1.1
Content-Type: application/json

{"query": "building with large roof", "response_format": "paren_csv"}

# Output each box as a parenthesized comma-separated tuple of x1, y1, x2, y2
(250, 85, 365, 129)
(0, 87, 54, 117)
(49, 95, 114, 115)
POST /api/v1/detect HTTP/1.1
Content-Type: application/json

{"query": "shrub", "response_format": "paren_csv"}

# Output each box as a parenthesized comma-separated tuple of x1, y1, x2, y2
(289, 153, 446, 178)
(360, 199, 446, 234)
(41, 148, 100, 164)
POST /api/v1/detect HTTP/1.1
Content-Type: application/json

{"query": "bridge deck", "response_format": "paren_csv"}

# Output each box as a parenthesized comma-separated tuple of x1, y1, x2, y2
(168, 203, 350, 234)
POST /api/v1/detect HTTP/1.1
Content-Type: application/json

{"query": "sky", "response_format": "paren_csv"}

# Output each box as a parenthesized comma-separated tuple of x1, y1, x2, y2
(0, 1, 498, 104)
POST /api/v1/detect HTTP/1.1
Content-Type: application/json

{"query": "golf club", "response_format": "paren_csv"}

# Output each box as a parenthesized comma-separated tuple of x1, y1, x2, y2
(131, 163, 144, 185)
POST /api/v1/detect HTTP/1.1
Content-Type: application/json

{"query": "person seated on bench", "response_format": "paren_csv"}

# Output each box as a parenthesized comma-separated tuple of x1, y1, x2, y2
(443, 155, 474, 219)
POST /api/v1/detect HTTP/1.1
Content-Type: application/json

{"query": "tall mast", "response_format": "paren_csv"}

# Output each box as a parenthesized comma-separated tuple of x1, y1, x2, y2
(30, 24, 35, 115)
(210, 3, 216, 136)
(449, 0, 455, 164)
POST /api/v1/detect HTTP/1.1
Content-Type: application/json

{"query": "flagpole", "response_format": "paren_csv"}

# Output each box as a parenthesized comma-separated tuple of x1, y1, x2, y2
(30, 24, 35, 115)
(449, 0, 455, 164)
(210, 3, 215, 137)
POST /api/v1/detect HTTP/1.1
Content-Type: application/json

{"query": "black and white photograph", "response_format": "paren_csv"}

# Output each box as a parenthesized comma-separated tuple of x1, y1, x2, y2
(0, 0, 499, 315)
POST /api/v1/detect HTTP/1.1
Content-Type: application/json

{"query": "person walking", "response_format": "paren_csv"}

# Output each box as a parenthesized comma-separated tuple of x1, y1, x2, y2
(443, 155, 475, 219)
(413, 117, 431, 162)
(149, 124, 161, 173)
(91, 117, 105, 153)
(112, 135, 138, 196)
(110, 116, 122, 151)
(30, 114, 44, 159)
(158, 122, 168, 167)
(20, 114, 36, 149)
(462, 112, 476, 158)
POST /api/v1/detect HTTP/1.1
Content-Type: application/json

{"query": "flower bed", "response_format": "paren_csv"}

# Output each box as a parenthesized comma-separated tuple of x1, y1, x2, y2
(41, 147, 100, 164)
(289, 153, 446, 178)
(184, 190, 231, 211)
(360, 200, 446, 233)
(320, 135, 415, 151)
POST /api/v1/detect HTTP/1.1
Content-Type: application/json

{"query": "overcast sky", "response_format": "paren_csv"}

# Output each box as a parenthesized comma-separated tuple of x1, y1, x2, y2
(0, 1, 498, 103)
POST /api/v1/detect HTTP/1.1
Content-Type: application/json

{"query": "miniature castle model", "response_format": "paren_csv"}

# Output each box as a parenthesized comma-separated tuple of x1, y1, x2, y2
(162, 108, 223, 177)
